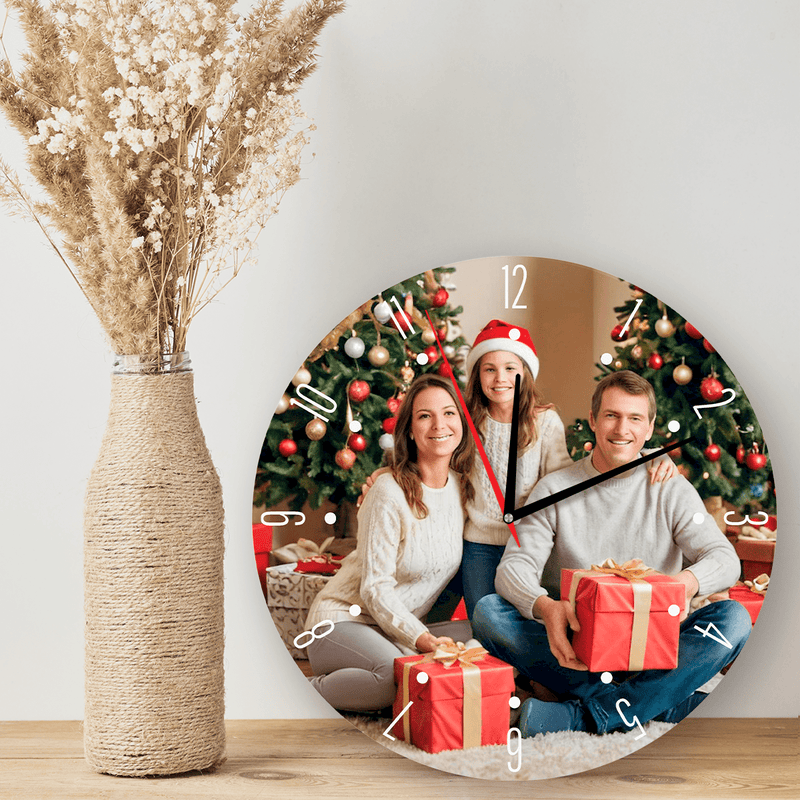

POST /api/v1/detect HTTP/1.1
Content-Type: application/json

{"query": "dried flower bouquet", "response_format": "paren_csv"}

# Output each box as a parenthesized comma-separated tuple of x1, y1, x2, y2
(0, 0, 344, 357)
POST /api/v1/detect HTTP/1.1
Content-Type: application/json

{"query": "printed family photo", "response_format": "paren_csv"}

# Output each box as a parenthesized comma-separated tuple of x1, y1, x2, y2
(253, 256, 776, 780)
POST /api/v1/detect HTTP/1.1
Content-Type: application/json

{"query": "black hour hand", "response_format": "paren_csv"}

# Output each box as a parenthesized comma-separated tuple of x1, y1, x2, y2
(508, 436, 692, 522)
(503, 373, 522, 521)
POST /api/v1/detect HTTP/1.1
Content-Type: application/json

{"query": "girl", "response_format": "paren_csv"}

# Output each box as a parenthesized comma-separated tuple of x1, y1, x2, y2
(304, 373, 475, 712)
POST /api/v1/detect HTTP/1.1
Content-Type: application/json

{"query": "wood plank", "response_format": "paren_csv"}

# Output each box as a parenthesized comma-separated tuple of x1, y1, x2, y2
(1, 718, 796, 800)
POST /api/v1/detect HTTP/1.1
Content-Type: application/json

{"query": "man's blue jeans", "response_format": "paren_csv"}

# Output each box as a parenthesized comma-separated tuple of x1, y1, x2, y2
(472, 593, 751, 734)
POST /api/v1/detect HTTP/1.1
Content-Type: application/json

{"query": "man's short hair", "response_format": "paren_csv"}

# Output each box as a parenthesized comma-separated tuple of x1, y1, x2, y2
(591, 370, 657, 422)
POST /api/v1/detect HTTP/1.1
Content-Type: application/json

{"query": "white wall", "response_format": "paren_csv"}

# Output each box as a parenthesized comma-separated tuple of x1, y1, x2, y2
(1, 0, 797, 722)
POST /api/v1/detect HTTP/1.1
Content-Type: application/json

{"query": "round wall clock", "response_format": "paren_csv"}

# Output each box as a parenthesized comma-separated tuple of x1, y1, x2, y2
(252, 256, 777, 781)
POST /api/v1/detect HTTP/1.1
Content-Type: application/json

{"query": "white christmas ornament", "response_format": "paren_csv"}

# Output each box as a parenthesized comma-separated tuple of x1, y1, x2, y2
(292, 366, 311, 386)
(379, 433, 394, 450)
(344, 335, 365, 358)
(373, 301, 392, 323)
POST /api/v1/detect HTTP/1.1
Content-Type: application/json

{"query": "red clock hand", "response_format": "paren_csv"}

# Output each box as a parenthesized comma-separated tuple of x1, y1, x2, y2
(425, 311, 520, 547)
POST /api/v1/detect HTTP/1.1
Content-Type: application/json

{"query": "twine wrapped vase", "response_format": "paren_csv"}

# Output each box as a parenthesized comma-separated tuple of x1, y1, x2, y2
(83, 352, 225, 776)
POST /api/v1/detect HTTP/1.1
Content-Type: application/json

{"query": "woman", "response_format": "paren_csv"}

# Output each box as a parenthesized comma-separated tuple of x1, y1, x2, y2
(304, 373, 476, 712)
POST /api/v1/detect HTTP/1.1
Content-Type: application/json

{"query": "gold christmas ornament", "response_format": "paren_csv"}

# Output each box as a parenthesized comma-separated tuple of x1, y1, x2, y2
(673, 359, 693, 386)
(655, 313, 676, 338)
(367, 345, 390, 366)
(275, 393, 290, 414)
(422, 328, 437, 345)
(305, 418, 327, 440)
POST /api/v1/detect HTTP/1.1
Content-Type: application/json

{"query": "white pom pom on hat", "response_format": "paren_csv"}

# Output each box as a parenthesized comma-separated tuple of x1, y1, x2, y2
(466, 319, 539, 380)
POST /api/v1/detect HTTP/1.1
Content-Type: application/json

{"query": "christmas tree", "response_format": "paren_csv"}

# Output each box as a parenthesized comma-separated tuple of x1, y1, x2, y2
(565, 284, 775, 516)
(255, 268, 469, 511)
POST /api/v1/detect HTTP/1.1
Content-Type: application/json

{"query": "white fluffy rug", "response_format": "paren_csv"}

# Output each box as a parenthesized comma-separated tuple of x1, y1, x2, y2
(345, 714, 675, 781)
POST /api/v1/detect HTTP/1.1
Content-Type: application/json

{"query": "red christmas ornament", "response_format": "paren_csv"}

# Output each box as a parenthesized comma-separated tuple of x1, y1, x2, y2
(387, 397, 402, 415)
(278, 439, 298, 457)
(390, 298, 414, 332)
(437, 361, 453, 377)
(703, 338, 716, 353)
(432, 288, 449, 307)
(746, 451, 767, 470)
(735, 444, 746, 464)
(348, 433, 367, 452)
(704, 443, 721, 462)
(684, 322, 703, 339)
(423, 345, 439, 364)
(583, 441, 593, 452)
(335, 447, 357, 470)
(647, 352, 664, 370)
(700, 376, 724, 402)
(348, 379, 371, 402)
(381, 417, 397, 434)
(611, 324, 624, 341)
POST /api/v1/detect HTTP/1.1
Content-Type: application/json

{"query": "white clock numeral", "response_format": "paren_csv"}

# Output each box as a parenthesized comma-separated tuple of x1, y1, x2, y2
(507, 727, 522, 772)
(615, 698, 647, 740)
(293, 619, 335, 650)
(693, 621, 733, 650)
(502, 264, 528, 309)
(618, 298, 643, 338)
(389, 295, 415, 339)
(260, 510, 306, 526)
(291, 383, 338, 423)
(692, 388, 737, 419)
(723, 511, 769, 527)
(383, 700, 413, 741)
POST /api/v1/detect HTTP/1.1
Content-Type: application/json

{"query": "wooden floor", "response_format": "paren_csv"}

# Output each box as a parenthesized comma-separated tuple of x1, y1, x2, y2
(1, 718, 797, 799)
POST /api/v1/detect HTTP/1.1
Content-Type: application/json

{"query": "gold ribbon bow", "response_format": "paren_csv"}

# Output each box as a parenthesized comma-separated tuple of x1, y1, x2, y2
(272, 536, 336, 564)
(568, 558, 657, 672)
(401, 642, 487, 749)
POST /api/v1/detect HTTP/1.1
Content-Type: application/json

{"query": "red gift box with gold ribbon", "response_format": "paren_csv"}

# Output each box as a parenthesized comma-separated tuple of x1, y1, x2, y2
(392, 644, 514, 754)
(561, 559, 685, 672)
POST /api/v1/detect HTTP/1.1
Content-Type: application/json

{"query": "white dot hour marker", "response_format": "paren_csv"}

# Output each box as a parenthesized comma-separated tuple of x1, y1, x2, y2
(416, 671, 429, 685)
(348, 604, 361, 617)
(601, 672, 613, 684)
(349, 420, 362, 432)
(509, 696, 521, 709)
(324, 512, 337, 525)
(668, 420, 681, 432)
(416, 353, 429, 365)
(692, 512, 705, 525)
(600, 352, 613, 365)
(509, 328, 521, 341)
(668, 604, 681, 617)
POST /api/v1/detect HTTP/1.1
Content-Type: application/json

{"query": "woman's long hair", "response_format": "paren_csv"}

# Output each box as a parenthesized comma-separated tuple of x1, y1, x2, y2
(465, 358, 552, 451)
(390, 373, 475, 519)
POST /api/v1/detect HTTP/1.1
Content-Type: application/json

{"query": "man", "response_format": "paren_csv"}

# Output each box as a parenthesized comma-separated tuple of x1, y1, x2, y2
(472, 370, 750, 736)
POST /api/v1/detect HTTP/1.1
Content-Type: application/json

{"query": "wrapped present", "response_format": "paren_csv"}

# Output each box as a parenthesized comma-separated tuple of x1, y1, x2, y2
(252, 523, 273, 596)
(294, 553, 344, 574)
(266, 562, 334, 659)
(392, 644, 515, 754)
(561, 559, 685, 672)
(272, 535, 337, 565)
(730, 575, 769, 625)
(733, 538, 775, 581)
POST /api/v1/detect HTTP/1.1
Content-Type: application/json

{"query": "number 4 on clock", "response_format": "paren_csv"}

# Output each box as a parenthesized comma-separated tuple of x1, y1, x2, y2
(693, 621, 733, 649)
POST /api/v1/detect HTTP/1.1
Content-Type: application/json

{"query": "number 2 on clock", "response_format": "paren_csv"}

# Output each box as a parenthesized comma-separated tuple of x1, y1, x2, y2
(502, 264, 528, 309)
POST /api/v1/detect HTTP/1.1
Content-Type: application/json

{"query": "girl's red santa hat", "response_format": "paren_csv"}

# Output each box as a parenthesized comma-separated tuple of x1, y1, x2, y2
(466, 319, 539, 380)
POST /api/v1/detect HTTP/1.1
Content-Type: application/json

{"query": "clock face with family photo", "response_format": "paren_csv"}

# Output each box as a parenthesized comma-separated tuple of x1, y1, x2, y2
(251, 255, 777, 781)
